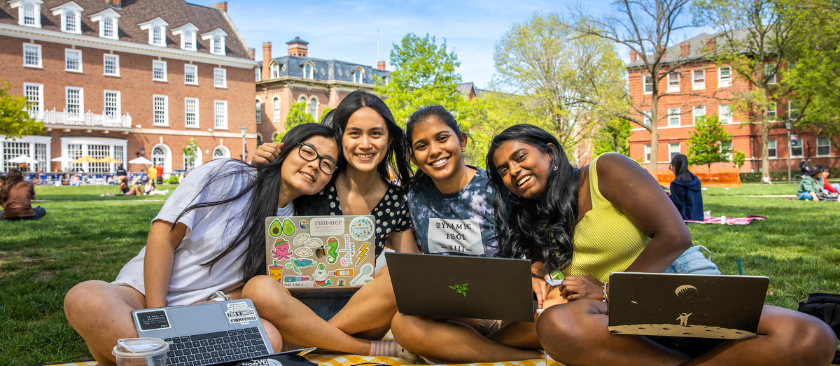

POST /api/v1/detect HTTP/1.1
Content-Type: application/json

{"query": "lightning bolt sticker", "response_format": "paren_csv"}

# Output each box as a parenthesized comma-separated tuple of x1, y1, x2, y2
(356, 242, 370, 267)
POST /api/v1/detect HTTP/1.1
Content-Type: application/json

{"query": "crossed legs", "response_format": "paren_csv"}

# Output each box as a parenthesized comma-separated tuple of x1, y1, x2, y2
(537, 300, 837, 366)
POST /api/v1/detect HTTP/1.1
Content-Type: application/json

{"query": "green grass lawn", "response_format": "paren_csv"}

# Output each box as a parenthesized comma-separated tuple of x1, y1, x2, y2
(1, 183, 838, 365)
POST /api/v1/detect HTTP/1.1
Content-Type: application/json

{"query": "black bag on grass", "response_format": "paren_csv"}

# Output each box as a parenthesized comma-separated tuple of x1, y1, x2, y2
(796, 292, 840, 364)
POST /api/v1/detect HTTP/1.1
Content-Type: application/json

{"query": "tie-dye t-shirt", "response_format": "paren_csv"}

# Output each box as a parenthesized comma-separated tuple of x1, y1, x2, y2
(406, 166, 501, 257)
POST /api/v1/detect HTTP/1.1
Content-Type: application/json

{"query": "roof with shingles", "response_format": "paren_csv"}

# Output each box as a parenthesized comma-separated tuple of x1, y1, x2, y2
(257, 55, 390, 85)
(0, 0, 251, 59)
(626, 29, 756, 69)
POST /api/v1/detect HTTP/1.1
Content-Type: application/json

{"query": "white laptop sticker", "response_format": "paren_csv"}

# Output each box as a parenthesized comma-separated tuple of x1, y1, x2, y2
(427, 218, 485, 255)
(311, 217, 345, 236)
(225, 302, 257, 325)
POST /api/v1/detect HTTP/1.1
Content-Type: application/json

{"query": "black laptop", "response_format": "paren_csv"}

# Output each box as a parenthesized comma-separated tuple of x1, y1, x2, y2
(385, 253, 535, 322)
(608, 272, 769, 339)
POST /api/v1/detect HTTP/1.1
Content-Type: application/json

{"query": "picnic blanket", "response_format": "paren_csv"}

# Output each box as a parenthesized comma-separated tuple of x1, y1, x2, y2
(44, 356, 560, 366)
(685, 215, 766, 225)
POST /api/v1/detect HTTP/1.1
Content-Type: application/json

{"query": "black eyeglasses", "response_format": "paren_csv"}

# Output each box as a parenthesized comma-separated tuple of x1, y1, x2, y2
(298, 142, 337, 175)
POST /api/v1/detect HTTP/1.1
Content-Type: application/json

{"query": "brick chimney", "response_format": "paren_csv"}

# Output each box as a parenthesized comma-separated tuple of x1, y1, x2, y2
(210, 1, 227, 12)
(680, 42, 690, 57)
(630, 49, 637, 62)
(706, 37, 716, 52)
(262, 42, 271, 80)
(377, 61, 385, 70)
(286, 36, 309, 57)
(106, 0, 121, 8)
(248, 48, 255, 60)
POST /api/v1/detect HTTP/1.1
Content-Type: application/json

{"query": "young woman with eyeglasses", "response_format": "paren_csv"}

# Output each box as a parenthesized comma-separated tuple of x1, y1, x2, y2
(64, 124, 339, 364)
(245, 90, 418, 358)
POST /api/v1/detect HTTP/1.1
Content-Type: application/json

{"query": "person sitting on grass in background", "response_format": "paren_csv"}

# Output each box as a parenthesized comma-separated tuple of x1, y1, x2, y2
(820, 166, 840, 195)
(143, 180, 168, 196)
(60, 173, 70, 186)
(0, 168, 46, 221)
(64, 124, 340, 364)
(797, 167, 825, 201)
(485, 124, 837, 366)
(102, 177, 135, 197)
(668, 154, 703, 220)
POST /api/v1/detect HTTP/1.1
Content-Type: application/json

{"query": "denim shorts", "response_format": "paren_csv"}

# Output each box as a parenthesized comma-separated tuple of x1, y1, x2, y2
(663, 245, 720, 275)
(292, 291, 355, 321)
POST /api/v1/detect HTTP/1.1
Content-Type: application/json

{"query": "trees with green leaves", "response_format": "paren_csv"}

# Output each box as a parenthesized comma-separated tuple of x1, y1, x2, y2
(732, 150, 746, 168)
(0, 81, 44, 140)
(276, 102, 315, 143)
(693, 0, 805, 176)
(182, 138, 198, 169)
(593, 118, 632, 157)
(376, 33, 474, 127)
(687, 115, 732, 170)
(493, 13, 628, 159)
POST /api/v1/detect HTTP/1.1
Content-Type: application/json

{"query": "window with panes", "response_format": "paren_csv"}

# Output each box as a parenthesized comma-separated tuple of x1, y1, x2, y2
(153, 96, 167, 126)
(183, 153, 195, 171)
(24, 44, 41, 67)
(764, 63, 776, 84)
(214, 101, 227, 129)
(720, 141, 732, 159)
(643, 110, 651, 125)
(88, 144, 110, 173)
(273, 98, 280, 121)
(789, 101, 801, 119)
(669, 143, 680, 160)
(66, 88, 82, 118)
(693, 69, 704, 89)
(214, 68, 226, 88)
(256, 101, 261, 122)
(213, 147, 227, 159)
(719, 104, 732, 124)
(153, 61, 166, 81)
(103, 18, 114, 38)
(185, 65, 197, 84)
(23, 4, 35, 26)
(768, 139, 777, 158)
(817, 136, 831, 156)
(104, 54, 118, 76)
(213, 36, 222, 54)
(310, 98, 317, 119)
(153, 26, 162, 45)
(185, 98, 198, 127)
(643, 75, 653, 94)
(152, 146, 166, 167)
(104, 91, 119, 120)
(790, 138, 803, 157)
(767, 102, 777, 118)
(24, 83, 42, 117)
(34, 143, 47, 169)
(65, 49, 82, 72)
(65, 11, 77, 32)
(3, 142, 29, 172)
(667, 72, 679, 92)
(184, 31, 194, 50)
(114, 146, 124, 167)
(67, 144, 83, 171)
(693, 105, 706, 124)
(644, 144, 651, 163)
(719, 66, 732, 87)
(668, 108, 680, 126)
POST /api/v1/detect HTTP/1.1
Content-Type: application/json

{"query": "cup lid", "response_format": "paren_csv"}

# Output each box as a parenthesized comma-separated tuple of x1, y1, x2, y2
(112, 338, 169, 358)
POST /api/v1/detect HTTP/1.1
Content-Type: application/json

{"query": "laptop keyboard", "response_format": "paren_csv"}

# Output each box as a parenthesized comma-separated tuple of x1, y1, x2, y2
(164, 327, 270, 366)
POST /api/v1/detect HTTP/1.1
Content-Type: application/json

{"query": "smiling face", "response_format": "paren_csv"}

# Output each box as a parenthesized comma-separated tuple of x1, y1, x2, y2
(492, 140, 554, 200)
(280, 135, 338, 197)
(343, 107, 392, 173)
(409, 117, 467, 183)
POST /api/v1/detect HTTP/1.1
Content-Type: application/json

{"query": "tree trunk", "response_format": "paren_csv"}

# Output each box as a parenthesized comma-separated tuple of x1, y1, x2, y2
(649, 95, 660, 172)
(760, 89, 770, 179)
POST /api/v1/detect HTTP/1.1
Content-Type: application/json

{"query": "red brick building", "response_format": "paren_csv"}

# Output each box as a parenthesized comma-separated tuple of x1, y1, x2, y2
(0, 0, 258, 175)
(254, 38, 391, 144)
(627, 33, 838, 174)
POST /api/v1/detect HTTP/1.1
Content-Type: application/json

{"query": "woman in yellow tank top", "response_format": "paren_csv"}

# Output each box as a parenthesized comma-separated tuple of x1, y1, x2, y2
(486, 125, 835, 366)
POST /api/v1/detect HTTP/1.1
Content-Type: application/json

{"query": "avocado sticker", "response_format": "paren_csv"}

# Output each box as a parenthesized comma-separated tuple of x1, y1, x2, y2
(269, 219, 283, 237)
(282, 218, 296, 236)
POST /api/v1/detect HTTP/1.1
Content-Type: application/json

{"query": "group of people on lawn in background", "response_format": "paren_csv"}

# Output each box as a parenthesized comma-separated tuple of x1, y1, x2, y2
(61, 90, 836, 365)
(798, 161, 840, 201)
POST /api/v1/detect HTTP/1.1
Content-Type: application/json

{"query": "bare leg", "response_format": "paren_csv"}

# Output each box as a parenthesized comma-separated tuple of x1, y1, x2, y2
(259, 318, 283, 352)
(64, 281, 146, 364)
(391, 313, 543, 363)
(127, 185, 142, 196)
(686, 305, 836, 366)
(328, 266, 398, 338)
(537, 300, 689, 366)
(242, 275, 371, 355)
(489, 286, 567, 349)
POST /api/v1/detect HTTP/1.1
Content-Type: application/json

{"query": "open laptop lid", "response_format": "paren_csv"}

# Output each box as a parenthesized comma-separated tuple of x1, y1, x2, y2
(608, 272, 769, 339)
(386, 252, 534, 323)
(264, 215, 376, 290)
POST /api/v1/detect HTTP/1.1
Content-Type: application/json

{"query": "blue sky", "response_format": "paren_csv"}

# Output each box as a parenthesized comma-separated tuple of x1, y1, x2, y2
(194, 0, 700, 88)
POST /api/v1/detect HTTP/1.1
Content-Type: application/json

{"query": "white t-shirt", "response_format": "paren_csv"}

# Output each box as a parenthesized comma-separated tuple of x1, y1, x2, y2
(113, 159, 295, 306)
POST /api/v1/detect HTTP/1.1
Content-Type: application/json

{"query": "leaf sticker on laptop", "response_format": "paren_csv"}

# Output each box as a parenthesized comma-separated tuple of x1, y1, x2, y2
(450, 283, 469, 297)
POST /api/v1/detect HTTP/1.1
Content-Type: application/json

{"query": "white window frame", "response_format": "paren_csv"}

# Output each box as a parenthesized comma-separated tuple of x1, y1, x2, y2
(23, 82, 44, 119)
(667, 72, 680, 92)
(89, 8, 120, 40)
(184, 97, 199, 128)
(184, 64, 198, 85)
(65, 86, 84, 119)
(644, 144, 651, 163)
(273, 97, 280, 122)
(765, 63, 776, 84)
(171, 23, 198, 51)
(768, 138, 777, 158)
(153, 94, 168, 126)
(50, 2, 85, 34)
(11, 0, 42, 28)
(668, 108, 680, 126)
(643, 75, 653, 94)
(23, 43, 42, 68)
(693, 105, 706, 124)
(719, 66, 732, 87)
(255, 100, 261, 123)
(721, 141, 732, 159)
(214, 100, 228, 129)
(692, 69, 705, 90)
(788, 100, 801, 120)
(200, 28, 228, 56)
(103, 54, 119, 76)
(817, 136, 831, 157)
(304, 62, 315, 79)
(138, 17, 168, 47)
(643, 110, 651, 125)
(790, 138, 803, 158)
(214, 68, 227, 88)
(152, 60, 167, 82)
(65, 49, 83, 72)
(669, 143, 680, 160)
(255, 68, 261, 81)
(213, 146, 230, 160)
(310, 97, 318, 120)
(271, 64, 279, 78)
(103, 90, 120, 121)
(719, 104, 732, 124)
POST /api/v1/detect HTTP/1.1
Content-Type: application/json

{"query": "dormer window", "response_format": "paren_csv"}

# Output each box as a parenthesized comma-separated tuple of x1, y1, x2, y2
(89, 8, 120, 40)
(138, 17, 169, 47)
(271, 63, 279, 78)
(353, 67, 364, 83)
(303, 62, 314, 79)
(171, 23, 198, 51)
(10, 0, 42, 28)
(200, 28, 228, 56)
(50, 1, 84, 34)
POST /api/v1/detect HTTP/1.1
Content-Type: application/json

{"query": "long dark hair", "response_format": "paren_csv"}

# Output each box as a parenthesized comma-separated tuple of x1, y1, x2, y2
(809, 165, 824, 178)
(173, 123, 336, 281)
(670, 154, 693, 182)
(0, 168, 24, 203)
(405, 105, 465, 189)
(324, 90, 412, 186)
(485, 124, 580, 275)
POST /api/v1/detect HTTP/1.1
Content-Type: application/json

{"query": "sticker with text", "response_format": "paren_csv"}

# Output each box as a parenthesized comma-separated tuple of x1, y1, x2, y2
(225, 302, 257, 325)
(349, 216, 374, 241)
(311, 217, 345, 236)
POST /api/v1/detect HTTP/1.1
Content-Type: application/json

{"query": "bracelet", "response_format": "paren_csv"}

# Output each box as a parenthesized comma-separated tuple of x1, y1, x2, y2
(207, 290, 232, 302)
(602, 283, 609, 303)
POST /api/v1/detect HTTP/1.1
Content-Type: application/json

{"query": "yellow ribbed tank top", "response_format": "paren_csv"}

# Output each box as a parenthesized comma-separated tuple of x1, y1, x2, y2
(559, 154, 650, 283)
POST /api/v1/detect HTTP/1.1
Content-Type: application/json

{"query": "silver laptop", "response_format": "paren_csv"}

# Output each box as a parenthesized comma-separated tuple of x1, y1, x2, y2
(608, 272, 769, 339)
(132, 299, 274, 365)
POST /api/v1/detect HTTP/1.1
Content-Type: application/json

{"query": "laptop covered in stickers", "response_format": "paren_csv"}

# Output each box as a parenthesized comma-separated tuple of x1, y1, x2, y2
(264, 215, 377, 290)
